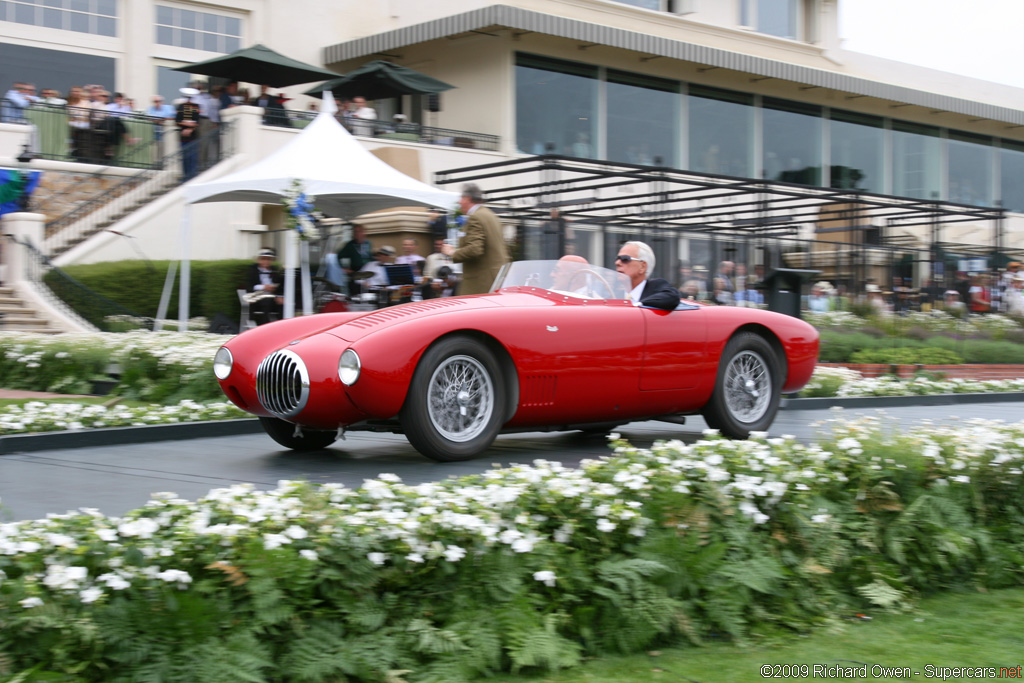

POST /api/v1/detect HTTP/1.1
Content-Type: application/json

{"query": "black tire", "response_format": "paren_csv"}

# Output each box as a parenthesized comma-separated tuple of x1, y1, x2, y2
(401, 336, 506, 462)
(702, 332, 781, 439)
(259, 416, 337, 451)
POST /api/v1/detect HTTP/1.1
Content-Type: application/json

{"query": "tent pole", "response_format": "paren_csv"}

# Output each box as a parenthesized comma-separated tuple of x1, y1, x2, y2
(300, 239, 313, 316)
(154, 260, 178, 331)
(284, 227, 297, 319)
(178, 204, 191, 331)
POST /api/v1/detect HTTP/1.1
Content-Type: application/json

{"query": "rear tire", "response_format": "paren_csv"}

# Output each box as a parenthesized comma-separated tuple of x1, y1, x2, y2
(702, 332, 780, 439)
(401, 336, 506, 462)
(259, 417, 337, 451)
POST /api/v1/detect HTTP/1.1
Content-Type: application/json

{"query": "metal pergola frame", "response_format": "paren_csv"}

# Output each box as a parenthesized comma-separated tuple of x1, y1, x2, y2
(435, 154, 1016, 288)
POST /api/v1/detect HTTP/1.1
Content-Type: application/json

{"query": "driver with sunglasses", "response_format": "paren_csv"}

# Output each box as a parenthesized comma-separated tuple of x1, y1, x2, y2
(615, 241, 681, 311)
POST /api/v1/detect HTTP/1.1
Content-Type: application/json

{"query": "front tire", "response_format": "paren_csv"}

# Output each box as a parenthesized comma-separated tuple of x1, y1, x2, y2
(401, 336, 506, 462)
(259, 417, 337, 451)
(702, 332, 780, 439)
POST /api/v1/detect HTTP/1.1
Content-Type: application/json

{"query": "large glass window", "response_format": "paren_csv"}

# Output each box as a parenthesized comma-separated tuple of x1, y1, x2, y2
(0, 0, 116, 36)
(688, 85, 754, 177)
(515, 54, 598, 157)
(741, 0, 799, 39)
(612, 0, 664, 9)
(829, 110, 884, 193)
(892, 121, 941, 200)
(763, 97, 821, 185)
(947, 131, 992, 206)
(606, 70, 679, 166)
(156, 4, 241, 53)
(999, 142, 1024, 213)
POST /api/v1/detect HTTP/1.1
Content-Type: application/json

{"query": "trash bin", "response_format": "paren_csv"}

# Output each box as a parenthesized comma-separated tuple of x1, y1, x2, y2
(761, 268, 821, 319)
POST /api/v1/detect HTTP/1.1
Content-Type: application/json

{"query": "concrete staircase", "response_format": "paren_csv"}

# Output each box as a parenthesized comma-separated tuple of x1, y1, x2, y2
(0, 285, 60, 333)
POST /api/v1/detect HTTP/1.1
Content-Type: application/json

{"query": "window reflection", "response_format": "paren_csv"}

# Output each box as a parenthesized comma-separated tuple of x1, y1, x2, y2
(948, 132, 992, 206)
(830, 110, 884, 192)
(1000, 143, 1024, 213)
(515, 55, 598, 157)
(763, 98, 821, 185)
(689, 85, 754, 177)
(607, 70, 679, 167)
(893, 121, 941, 200)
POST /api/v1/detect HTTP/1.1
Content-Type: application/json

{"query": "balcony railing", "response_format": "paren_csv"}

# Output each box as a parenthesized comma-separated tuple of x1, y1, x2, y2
(282, 110, 500, 152)
(3, 101, 171, 170)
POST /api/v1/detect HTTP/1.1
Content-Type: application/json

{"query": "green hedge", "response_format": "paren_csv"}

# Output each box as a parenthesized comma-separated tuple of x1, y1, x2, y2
(47, 260, 253, 329)
(819, 329, 1024, 365)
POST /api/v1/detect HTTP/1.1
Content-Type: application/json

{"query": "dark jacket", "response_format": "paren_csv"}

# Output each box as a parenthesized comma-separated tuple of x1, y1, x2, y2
(244, 263, 284, 294)
(639, 277, 682, 311)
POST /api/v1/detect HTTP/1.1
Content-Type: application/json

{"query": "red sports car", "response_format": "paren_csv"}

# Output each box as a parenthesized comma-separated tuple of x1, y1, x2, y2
(214, 260, 819, 461)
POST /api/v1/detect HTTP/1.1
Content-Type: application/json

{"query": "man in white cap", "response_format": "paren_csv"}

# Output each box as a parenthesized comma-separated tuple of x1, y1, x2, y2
(176, 87, 200, 179)
(1005, 272, 1024, 316)
(361, 244, 396, 289)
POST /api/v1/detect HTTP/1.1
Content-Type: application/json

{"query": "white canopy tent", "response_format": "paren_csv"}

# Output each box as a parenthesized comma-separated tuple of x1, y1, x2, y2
(172, 95, 459, 329)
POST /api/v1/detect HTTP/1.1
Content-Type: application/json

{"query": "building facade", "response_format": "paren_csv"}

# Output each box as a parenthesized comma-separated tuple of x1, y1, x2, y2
(3, 0, 1023, 275)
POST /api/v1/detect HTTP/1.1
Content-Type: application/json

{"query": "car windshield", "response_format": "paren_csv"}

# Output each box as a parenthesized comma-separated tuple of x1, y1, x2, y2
(492, 260, 632, 301)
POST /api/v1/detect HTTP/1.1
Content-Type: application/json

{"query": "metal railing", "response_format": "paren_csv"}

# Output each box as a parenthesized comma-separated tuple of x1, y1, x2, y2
(283, 110, 500, 151)
(44, 122, 234, 257)
(5, 101, 172, 170)
(7, 233, 140, 331)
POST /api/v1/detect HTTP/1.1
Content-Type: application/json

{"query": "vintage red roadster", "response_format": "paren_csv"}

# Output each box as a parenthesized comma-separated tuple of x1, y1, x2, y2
(214, 260, 819, 461)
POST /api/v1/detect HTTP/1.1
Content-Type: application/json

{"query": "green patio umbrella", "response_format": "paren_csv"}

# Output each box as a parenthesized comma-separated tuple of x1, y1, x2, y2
(304, 60, 455, 100)
(173, 44, 339, 88)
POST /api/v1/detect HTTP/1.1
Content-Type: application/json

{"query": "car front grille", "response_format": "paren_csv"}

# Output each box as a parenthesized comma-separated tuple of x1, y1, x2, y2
(256, 350, 309, 418)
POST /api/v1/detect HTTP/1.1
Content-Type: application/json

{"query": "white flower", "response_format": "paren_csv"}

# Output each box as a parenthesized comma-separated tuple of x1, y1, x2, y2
(98, 573, 131, 590)
(79, 587, 104, 604)
(299, 549, 319, 562)
(367, 552, 388, 565)
(283, 525, 308, 540)
(263, 533, 291, 550)
(811, 514, 831, 524)
(405, 552, 425, 564)
(532, 570, 557, 587)
(596, 518, 616, 533)
(155, 570, 192, 586)
(702, 428, 720, 437)
(19, 597, 43, 608)
(443, 545, 467, 562)
(511, 534, 539, 553)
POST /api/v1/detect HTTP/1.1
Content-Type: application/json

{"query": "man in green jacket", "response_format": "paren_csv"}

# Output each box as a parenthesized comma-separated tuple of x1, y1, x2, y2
(442, 183, 510, 295)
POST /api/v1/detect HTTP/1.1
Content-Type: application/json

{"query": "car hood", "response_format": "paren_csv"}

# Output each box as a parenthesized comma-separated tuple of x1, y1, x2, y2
(327, 295, 506, 342)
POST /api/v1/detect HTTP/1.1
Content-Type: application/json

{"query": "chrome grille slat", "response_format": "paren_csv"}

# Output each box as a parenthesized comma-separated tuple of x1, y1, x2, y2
(256, 350, 309, 419)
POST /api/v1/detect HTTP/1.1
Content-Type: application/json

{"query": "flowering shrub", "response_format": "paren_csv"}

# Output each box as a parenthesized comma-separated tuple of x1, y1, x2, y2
(0, 400, 247, 435)
(103, 315, 210, 333)
(3, 419, 1024, 680)
(0, 331, 226, 402)
(799, 366, 1024, 398)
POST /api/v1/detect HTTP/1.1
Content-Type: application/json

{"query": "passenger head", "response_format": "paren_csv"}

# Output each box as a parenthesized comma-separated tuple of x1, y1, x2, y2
(550, 254, 588, 291)
(616, 241, 654, 289)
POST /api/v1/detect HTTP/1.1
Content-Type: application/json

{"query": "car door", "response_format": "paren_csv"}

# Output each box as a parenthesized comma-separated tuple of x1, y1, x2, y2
(639, 304, 708, 391)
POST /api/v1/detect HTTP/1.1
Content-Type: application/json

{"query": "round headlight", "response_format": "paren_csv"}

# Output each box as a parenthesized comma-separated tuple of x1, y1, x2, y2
(338, 349, 361, 386)
(213, 347, 233, 380)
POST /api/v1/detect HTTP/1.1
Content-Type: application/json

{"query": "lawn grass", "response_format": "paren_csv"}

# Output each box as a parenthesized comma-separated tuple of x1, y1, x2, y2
(491, 588, 1024, 682)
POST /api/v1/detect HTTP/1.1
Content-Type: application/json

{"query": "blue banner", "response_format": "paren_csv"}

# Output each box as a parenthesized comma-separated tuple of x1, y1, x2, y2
(0, 168, 42, 217)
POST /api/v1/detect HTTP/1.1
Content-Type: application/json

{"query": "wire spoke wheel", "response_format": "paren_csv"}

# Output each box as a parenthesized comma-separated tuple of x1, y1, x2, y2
(723, 350, 771, 423)
(426, 354, 495, 442)
(703, 332, 780, 439)
(402, 336, 506, 461)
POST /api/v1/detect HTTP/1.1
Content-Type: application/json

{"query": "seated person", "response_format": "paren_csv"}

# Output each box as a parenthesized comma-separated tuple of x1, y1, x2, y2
(360, 245, 396, 288)
(615, 240, 681, 311)
(245, 248, 285, 325)
(422, 265, 460, 299)
(549, 254, 594, 296)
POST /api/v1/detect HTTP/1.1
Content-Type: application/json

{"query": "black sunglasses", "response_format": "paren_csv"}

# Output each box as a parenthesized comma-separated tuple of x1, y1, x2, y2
(615, 254, 645, 264)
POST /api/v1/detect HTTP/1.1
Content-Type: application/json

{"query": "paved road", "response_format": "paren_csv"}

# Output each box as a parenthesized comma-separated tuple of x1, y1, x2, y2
(2, 401, 1021, 521)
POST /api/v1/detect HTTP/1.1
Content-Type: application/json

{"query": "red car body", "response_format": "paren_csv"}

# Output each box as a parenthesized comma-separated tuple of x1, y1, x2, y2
(216, 265, 818, 461)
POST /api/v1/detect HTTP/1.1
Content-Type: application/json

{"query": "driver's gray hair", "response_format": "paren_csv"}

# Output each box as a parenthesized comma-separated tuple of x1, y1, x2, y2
(461, 183, 485, 204)
(623, 240, 655, 274)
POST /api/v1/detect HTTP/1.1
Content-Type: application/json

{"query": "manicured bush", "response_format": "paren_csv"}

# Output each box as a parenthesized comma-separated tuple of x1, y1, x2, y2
(3, 419, 1024, 680)
(848, 347, 963, 365)
(51, 260, 253, 330)
(816, 331, 889, 363)
(0, 331, 226, 402)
